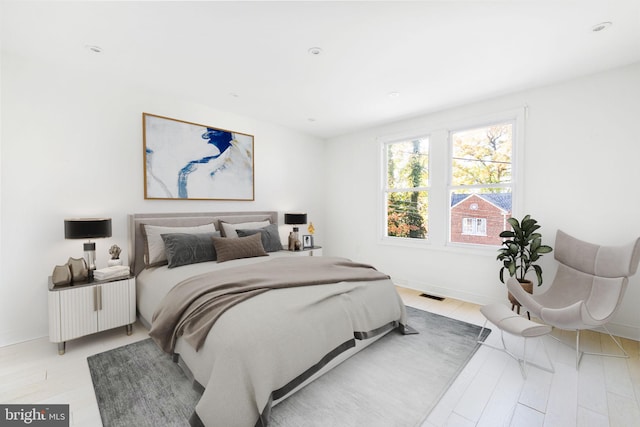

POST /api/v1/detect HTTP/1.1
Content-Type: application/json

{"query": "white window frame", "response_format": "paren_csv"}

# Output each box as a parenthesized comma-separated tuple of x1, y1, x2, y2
(378, 107, 525, 252)
(380, 135, 430, 244)
(447, 110, 524, 249)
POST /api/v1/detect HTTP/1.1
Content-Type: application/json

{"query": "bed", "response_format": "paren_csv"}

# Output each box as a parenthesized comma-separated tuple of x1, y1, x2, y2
(129, 211, 407, 427)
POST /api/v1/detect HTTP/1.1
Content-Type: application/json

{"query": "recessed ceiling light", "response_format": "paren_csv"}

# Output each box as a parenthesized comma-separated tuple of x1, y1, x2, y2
(592, 22, 612, 32)
(85, 45, 103, 53)
(229, 92, 240, 98)
(388, 92, 401, 98)
(308, 47, 323, 56)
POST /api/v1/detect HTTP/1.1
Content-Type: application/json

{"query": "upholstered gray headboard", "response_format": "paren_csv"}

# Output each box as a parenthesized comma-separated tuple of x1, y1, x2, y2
(128, 211, 278, 276)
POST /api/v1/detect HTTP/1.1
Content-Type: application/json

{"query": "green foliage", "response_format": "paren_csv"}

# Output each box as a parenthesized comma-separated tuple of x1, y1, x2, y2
(387, 194, 427, 238)
(387, 139, 428, 239)
(452, 125, 512, 187)
(496, 215, 553, 285)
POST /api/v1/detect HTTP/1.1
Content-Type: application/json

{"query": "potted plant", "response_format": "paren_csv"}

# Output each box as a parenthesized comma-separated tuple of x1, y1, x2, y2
(497, 215, 553, 308)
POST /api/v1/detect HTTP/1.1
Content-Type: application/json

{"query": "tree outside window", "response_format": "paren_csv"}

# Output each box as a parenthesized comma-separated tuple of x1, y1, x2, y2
(385, 138, 428, 239)
(450, 123, 513, 245)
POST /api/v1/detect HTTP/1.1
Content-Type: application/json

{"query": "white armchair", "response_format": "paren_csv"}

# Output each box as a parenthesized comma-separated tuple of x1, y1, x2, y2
(507, 229, 640, 368)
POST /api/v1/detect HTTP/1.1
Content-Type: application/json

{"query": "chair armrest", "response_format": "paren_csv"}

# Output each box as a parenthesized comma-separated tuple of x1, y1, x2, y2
(506, 277, 543, 317)
(539, 300, 587, 330)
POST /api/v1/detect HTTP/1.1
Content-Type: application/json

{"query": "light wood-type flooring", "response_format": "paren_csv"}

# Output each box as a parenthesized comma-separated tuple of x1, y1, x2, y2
(1, 287, 638, 426)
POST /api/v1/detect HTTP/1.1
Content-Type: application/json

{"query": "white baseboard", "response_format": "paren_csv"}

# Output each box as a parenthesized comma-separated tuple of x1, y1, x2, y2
(397, 280, 640, 342)
(403, 280, 504, 307)
(594, 323, 640, 342)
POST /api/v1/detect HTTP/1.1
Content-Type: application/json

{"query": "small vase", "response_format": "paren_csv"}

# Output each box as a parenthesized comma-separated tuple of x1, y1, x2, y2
(288, 228, 301, 251)
(51, 264, 72, 286)
(67, 257, 88, 282)
(108, 258, 123, 267)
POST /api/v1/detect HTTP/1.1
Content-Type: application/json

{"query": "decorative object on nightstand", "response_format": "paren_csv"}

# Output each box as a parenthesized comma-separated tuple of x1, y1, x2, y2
(285, 212, 307, 251)
(302, 234, 314, 249)
(67, 257, 88, 282)
(108, 244, 123, 266)
(303, 221, 316, 248)
(94, 265, 130, 281)
(64, 218, 112, 280)
(51, 264, 72, 286)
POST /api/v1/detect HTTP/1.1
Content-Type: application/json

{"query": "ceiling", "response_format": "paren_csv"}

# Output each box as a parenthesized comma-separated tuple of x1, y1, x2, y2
(2, 1, 639, 139)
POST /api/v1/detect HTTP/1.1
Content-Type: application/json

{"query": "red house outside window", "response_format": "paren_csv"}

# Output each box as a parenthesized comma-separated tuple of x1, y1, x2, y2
(450, 193, 511, 245)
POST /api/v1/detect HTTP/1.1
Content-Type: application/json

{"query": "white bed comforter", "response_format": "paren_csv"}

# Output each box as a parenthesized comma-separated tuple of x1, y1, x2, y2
(137, 254, 406, 427)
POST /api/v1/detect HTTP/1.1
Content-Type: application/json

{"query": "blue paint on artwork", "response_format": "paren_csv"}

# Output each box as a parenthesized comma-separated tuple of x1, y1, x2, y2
(177, 128, 233, 198)
(202, 129, 233, 153)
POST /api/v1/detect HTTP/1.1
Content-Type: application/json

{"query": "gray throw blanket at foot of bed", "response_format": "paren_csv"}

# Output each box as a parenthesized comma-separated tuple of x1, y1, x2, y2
(149, 256, 391, 353)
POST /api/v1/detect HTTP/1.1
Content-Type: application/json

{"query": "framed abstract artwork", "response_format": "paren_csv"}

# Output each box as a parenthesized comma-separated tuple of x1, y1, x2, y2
(142, 113, 254, 200)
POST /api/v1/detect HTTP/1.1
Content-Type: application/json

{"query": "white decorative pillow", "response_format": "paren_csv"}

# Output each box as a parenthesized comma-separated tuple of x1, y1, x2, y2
(142, 223, 217, 267)
(220, 220, 270, 238)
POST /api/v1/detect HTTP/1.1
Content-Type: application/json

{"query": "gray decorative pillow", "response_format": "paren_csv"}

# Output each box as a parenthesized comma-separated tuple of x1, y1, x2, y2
(161, 232, 220, 268)
(142, 222, 217, 267)
(236, 223, 283, 252)
(212, 232, 268, 263)
(219, 220, 270, 238)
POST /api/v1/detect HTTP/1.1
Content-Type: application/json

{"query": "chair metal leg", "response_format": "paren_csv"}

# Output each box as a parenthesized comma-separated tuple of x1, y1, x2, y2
(550, 327, 630, 368)
(522, 335, 528, 377)
(477, 319, 488, 341)
(576, 330, 583, 369)
(478, 328, 554, 379)
(581, 326, 630, 360)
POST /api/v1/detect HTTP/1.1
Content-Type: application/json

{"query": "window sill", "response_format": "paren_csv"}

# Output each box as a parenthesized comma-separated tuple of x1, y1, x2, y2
(379, 236, 498, 257)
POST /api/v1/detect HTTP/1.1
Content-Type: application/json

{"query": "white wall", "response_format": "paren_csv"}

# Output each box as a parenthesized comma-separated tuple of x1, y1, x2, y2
(325, 62, 640, 340)
(3, 51, 639, 347)
(0, 52, 326, 346)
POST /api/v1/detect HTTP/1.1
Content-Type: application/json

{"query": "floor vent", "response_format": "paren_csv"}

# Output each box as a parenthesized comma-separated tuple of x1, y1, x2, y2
(420, 293, 445, 301)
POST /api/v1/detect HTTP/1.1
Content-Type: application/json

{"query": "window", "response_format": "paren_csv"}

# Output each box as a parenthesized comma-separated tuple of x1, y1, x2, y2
(462, 218, 487, 235)
(380, 108, 523, 248)
(383, 138, 429, 239)
(449, 122, 513, 246)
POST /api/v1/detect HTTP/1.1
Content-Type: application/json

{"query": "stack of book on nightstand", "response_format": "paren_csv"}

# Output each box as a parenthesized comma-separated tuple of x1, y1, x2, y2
(94, 265, 130, 281)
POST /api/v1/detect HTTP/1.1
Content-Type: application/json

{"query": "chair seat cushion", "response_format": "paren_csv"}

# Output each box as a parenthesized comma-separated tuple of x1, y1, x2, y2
(481, 304, 552, 338)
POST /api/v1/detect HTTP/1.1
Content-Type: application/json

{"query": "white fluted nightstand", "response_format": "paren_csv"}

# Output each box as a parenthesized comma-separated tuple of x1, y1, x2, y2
(48, 274, 136, 355)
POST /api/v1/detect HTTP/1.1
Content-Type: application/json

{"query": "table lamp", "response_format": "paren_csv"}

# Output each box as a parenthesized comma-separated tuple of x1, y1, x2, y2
(64, 218, 112, 279)
(284, 213, 307, 250)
